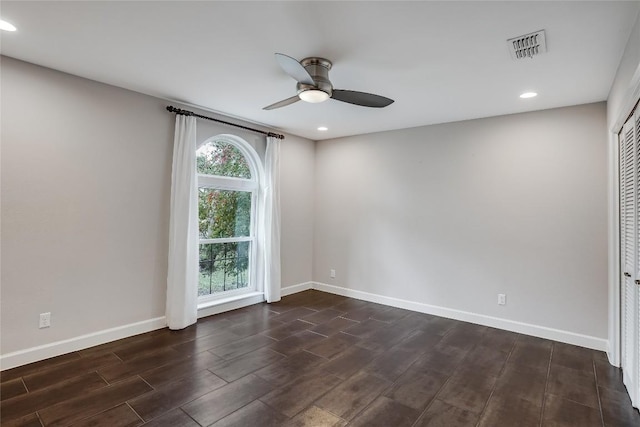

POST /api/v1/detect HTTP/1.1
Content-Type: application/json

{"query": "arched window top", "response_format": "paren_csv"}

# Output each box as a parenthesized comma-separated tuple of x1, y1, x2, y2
(197, 138, 252, 179)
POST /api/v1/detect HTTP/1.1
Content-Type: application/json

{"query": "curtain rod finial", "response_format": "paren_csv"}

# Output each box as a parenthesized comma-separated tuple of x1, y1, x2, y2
(267, 132, 285, 140)
(167, 106, 195, 116)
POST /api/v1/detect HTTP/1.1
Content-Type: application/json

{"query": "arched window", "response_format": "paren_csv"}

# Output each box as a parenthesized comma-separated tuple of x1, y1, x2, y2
(196, 135, 263, 301)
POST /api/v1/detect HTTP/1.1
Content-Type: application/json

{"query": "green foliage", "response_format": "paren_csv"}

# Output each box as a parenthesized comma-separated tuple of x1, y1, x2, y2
(199, 242, 249, 295)
(196, 140, 252, 295)
(197, 141, 251, 178)
(198, 189, 250, 239)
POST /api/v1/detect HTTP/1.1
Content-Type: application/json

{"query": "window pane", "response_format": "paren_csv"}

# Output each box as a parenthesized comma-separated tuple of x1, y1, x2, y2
(199, 242, 250, 296)
(199, 188, 251, 239)
(196, 140, 251, 178)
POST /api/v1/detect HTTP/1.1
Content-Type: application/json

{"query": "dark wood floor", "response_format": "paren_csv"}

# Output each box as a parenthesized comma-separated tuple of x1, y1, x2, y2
(1, 290, 639, 427)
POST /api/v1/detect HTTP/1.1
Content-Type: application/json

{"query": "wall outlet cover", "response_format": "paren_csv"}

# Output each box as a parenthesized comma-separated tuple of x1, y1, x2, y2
(39, 312, 51, 328)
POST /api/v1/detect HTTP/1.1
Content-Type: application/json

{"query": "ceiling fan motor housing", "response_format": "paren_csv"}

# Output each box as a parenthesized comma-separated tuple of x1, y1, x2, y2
(297, 57, 333, 97)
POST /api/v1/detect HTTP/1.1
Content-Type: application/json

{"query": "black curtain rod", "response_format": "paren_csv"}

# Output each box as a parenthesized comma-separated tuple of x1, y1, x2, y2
(166, 106, 285, 140)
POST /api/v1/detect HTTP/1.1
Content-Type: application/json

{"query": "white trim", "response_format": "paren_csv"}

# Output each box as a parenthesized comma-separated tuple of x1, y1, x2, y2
(281, 282, 314, 297)
(609, 67, 640, 367)
(608, 130, 622, 366)
(197, 175, 257, 191)
(198, 281, 256, 305)
(0, 317, 166, 371)
(313, 282, 608, 352)
(197, 291, 265, 319)
(200, 236, 253, 244)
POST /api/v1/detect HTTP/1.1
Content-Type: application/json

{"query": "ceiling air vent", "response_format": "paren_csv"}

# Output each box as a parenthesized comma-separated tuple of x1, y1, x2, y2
(507, 30, 546, 60)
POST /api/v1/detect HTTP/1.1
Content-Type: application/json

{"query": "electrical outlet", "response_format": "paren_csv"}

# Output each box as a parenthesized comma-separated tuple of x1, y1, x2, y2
(498, 294, 506, 306)
(330, 269, 336, 278)
(39, 312, 51, 328)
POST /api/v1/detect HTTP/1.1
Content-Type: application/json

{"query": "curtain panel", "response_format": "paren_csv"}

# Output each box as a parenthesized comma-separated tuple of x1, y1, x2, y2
(166, 115, 198, 329)
(264, 136, 282, 303)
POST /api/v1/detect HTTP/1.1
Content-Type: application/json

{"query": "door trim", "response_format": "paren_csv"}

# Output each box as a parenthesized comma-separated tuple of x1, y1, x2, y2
(610, 64, 640, 367)
(608, 129, 621, 366)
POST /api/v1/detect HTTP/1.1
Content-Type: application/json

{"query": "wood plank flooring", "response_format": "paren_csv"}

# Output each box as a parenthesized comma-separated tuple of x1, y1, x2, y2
(1, 290, 638, 426)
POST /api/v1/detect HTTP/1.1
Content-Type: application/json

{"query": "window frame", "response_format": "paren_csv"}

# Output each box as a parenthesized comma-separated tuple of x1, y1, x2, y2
(196, 134, 264, 304)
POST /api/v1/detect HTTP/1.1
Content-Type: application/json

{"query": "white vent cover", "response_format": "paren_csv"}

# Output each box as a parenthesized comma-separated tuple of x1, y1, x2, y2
(507, 30, 546, 60)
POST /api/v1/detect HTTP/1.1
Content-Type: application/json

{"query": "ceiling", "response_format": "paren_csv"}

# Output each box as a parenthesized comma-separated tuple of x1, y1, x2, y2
(1, 1, 638, 140)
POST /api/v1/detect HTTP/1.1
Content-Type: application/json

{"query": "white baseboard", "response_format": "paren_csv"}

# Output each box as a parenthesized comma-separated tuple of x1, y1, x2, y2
(281, 282, 313, 297)
(2, 279, 608, 371)
(607, 343, 620, 367)
(0, 317, 166, 371)
(198, 292, 265, 319)
(312, 282, 608, 352)
(0, 284, 306, 371)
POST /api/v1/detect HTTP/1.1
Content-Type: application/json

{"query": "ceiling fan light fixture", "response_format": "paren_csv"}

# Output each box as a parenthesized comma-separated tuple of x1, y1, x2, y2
(299, 89, 330, 103)
(0, 19, 17, 32)
(264, 53, 394, 110)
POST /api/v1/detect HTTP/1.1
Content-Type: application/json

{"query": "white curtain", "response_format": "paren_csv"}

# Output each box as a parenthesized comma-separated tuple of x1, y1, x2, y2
(166, 115, 198, 329)
(264, 136, 282, 303)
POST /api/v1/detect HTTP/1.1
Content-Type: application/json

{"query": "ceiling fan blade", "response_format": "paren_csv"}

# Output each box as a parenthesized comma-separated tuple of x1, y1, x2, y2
(275, 53, 315, 86)
(331, 89, 394, 108)
(263, 95, 301, 110)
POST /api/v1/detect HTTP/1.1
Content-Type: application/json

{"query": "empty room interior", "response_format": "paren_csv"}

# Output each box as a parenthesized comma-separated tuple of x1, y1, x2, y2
(2, 1, 640, 426)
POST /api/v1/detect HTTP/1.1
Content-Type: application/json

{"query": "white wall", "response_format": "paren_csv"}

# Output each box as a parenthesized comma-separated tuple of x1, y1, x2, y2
(0, 57, 315, 359)
(280, 134, 315, 287)
(1, 57, 172, 355)
(314, 103, 608, 341)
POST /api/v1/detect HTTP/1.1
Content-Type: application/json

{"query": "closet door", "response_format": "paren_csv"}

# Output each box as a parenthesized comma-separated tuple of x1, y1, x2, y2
(620, 111, 639, 408)
(634, 109, 640, 409)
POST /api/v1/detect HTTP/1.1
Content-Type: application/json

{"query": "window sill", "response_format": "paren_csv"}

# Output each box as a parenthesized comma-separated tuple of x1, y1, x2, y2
(197, 291, 265, 319)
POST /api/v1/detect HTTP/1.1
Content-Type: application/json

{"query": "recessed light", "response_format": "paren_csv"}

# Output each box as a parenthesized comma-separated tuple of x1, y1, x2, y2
(0, 20, 17, 32)
(520, 92, 538, 99)
(317, 126, 328, 131)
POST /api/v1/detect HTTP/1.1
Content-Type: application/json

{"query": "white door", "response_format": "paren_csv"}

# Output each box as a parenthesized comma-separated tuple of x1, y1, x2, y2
(620, 109, 640, 409)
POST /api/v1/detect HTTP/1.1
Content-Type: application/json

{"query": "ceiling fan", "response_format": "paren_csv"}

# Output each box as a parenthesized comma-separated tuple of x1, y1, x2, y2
(263, 53, 394, 110)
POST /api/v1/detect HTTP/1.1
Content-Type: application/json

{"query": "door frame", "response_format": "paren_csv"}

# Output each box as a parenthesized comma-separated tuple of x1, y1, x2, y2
(609, 66, 640, 367)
